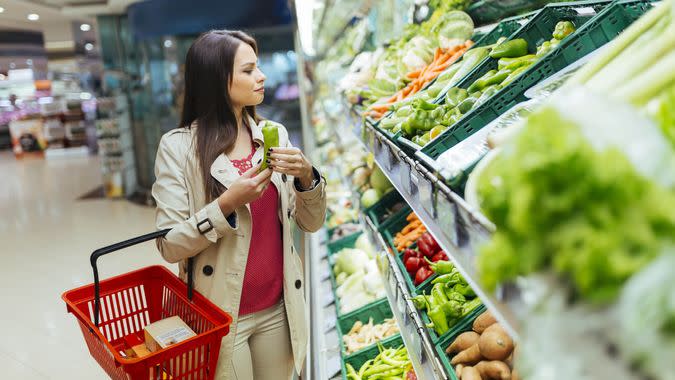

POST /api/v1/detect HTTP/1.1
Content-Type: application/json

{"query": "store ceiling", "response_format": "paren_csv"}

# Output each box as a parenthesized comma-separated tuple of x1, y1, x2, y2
(0, 0, 140, 48)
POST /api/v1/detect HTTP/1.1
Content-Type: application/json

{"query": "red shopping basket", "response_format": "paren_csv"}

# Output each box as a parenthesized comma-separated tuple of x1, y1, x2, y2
(62, 229, 232, 380)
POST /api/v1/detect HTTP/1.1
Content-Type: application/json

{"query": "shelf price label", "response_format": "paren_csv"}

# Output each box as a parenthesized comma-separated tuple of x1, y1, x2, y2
(437, 192, 459, 246)
(418, 174, 435, 217)
(409, 168, 420, 198)
(407, 324, 423, 365)
(400, 159, 412, 195)
(396, 284, 407, 316)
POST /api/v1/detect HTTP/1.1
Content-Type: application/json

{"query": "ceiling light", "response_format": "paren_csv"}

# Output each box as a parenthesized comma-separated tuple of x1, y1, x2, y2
(80, 24, 91, 32)
(85, 43, 94, 51)
(26, 59, 33, 65)
(0, 7, 5, 13)
(27, 13, 40, 21)
(163, 40, 173, 48)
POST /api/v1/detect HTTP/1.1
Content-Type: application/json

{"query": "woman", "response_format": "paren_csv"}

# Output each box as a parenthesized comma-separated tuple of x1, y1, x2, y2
(152, 30, 326, 380)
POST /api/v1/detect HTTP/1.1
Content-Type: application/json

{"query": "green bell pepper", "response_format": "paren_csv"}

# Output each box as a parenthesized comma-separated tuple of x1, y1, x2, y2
(395, 105, 413, 117)
(411, 135, 421, 145)
(260, 121, 278, 171)
(457, 97, 477, 114)
(552, 20, 576, 40)
(468, 69, 510, 94)
(427, 82, 445, 99)
(501, 65, 530, 87)
(418, 132, 432, 146)
(380, 117, 400, 130)
(453, 283, 476, 297)
(431, 270, 463, 286)
(445, 87, 468, 108)
(428, 259, 455, 275)
(428, 306, 450, 335)
(462, 298, 483, 316)
(489, 38, 528, 59)
(401, 119, 415, 136)
(440, 300, 463, 318)
(475, 85, 500, 107)
(499, 54, 537, 71)
(431, 283, 449, 306)
(412, 98, 438, 111)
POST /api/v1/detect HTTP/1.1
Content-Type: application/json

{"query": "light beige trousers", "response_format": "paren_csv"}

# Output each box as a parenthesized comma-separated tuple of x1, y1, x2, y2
(229, 300, 294, 380)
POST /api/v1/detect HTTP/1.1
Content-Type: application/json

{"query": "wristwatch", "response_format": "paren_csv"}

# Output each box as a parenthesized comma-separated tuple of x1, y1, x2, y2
(296, 167, 322, 191)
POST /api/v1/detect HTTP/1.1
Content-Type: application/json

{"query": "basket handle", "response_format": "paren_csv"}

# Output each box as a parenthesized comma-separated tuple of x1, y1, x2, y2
(90, 229, 195, 327)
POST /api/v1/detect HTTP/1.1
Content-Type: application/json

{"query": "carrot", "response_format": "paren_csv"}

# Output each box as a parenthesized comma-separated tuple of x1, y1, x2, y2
(407, 69, 421, 79)
(369, 103, 391, 112)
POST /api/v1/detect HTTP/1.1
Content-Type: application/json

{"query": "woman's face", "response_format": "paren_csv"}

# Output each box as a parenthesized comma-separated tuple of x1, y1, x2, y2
(229, 43, 266, 110)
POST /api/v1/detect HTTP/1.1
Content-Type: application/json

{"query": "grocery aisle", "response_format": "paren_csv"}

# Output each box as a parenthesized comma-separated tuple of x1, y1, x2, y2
(0, 154, 174, 379)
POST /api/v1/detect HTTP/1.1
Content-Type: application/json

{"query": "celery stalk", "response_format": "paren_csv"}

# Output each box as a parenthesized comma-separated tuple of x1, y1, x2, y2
(613, 50, 675, 105)
(567, 0, 672, 86)
(589, 22, 675, 93)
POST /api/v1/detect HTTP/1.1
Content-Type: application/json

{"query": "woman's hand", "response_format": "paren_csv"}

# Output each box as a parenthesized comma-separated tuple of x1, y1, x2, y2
(267, 147, 314, 188)
(218, 164, 272, 215)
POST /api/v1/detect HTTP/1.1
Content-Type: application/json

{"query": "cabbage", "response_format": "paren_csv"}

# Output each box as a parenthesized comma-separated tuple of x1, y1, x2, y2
(436, 11, 474, 50)
(475, 89, 675, 303)
(360, 188, 382, 209)
(355, 234, 376, 258)
(370, 167, 393, 193)
(334, 248, 370, 276)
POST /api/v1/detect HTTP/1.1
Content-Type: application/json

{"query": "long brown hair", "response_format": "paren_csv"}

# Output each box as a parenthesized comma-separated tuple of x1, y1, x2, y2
(181, 30, 261, 201)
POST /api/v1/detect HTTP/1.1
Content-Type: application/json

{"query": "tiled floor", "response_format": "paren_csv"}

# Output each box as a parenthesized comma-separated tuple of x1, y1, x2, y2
(0, 152, 176, 379)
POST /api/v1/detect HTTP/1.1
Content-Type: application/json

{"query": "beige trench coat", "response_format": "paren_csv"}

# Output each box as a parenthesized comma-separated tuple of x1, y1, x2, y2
(151, 119, 326, 378)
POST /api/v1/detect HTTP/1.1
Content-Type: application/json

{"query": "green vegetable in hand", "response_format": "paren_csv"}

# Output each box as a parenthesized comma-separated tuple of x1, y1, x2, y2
(552, 20, 576, 40)
(260, 121, 279, 171)
(489, 38, 528, 59)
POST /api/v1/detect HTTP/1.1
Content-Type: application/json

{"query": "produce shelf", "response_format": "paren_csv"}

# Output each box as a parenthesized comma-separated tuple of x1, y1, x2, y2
(356, 121, 524, 340)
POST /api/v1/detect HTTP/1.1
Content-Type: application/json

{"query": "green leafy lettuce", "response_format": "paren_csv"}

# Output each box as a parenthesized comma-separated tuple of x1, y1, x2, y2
(476, 107, 675, 303)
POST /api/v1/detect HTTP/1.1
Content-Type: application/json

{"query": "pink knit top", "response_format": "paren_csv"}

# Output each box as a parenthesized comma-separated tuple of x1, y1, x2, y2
(230, 143, 284, 315)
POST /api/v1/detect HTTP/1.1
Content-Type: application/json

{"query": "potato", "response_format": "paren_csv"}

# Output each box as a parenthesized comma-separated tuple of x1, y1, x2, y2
(447, 331, 481, 354)
(512, 368, 520, 380)
(452, 343, 483, 366)
(461, 366, 483, 380)
(475, 360, 511, 380)
(478, 324, 514, 361)
(473, 311, 497, 333)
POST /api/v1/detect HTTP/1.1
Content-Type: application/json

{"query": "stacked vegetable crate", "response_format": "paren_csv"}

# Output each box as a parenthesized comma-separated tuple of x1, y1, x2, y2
(417, 0, 655, 169)
(416, 0, 660, 190)
(370, 24, 530, 144)
(380, 209, 438, 293)
(395, 10, 541, 155)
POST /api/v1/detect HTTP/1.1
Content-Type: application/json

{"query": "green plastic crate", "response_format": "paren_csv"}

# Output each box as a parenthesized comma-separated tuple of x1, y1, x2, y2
(392, 11, 540, 154)
(414, 277, 486, 343)
(421, 0, 644, 161)
(379, 205, 414, 254)
(364, 189, 407, 230)
(435, 309, 492, 379)
(336, 298, 400, 358)
(468, 0, 554, 26)
(341, 334, 405, 380)
(327, 231, 363, 257)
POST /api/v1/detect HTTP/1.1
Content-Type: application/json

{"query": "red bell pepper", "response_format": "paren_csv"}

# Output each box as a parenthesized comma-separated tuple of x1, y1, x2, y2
(431, 250, 447, 262)
(405, 257, 422, 273)
(402, 248, 420, 263)
(414, 266, 434, 285)
(419, 233, 441, 256)
(416, 238, 434, 258)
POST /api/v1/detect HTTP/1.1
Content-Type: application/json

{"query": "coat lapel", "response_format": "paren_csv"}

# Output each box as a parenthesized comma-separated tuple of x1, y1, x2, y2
(209, 116, 266, 189)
